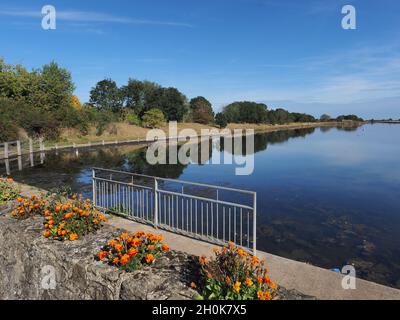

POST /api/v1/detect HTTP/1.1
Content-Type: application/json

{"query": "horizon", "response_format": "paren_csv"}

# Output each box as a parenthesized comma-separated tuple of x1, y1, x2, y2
(1, 0, 399, 119)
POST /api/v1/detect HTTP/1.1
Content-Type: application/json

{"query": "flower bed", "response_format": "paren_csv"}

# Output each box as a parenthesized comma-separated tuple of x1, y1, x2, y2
(11, 192, 107, 241)
(195, 241, 277, 300)
(0, 177, 19, 206)
(11, 194, 47, 220)
(98, 231, 170, 272)
(43, 195, 107, 241)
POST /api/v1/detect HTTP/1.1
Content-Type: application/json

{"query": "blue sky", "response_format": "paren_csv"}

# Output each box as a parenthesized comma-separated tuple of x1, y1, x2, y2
(0, 0, 399, 119)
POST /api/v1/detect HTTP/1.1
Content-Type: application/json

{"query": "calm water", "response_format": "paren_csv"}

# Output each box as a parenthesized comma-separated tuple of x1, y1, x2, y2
(3, 124, 400, 288)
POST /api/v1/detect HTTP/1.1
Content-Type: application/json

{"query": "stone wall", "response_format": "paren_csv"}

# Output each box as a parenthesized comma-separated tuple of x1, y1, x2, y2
(0, 212, 198, 300)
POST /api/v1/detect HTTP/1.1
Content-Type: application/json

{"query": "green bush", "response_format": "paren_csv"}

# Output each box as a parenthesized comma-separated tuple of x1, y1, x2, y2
(142, 108, 165, 128)
(0, 177, 20, 205)
(124, 110, 141, 126)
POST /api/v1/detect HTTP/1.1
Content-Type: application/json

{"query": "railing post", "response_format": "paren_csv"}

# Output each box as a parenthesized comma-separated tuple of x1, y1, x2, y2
(253, 192, 257, 256)
(16, 140, 21, 157)
(154, 178, 158, 228)
(29, 139, 33, 154)
(92, 169, 96, 206)
(4, 142, 9, 159)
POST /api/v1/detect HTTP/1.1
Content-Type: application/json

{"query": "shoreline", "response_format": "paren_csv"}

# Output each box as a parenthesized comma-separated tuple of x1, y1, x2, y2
(1, 121, 363, 160)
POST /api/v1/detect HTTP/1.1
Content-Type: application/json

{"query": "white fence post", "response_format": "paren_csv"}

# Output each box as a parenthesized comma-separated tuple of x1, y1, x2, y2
(4, 142, 9, 159)
(154, 178, 158, 228)
(16, 140, 21, 157)
(253, 192, 257, 256)
(29, 139, 33, 154)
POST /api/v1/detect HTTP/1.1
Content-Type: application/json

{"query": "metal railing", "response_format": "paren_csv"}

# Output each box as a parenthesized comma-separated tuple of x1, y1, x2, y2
(92, 167, 257, 254)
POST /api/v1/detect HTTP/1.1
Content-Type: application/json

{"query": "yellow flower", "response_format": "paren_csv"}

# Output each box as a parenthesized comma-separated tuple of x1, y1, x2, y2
(233, 281, 241, 293)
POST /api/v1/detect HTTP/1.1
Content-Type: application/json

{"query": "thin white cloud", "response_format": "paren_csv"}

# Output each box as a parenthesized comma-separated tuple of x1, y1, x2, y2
(0, 8, 193, 28)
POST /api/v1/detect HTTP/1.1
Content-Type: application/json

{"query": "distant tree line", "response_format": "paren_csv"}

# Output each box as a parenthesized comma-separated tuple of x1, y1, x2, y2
(0, 58, 364, 141)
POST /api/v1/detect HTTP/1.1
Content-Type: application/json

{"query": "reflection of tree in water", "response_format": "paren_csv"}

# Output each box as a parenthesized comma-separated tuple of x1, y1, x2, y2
(320, 126, 333, 133)
(126, 148, 187, 179)
(11, 146, 143, 193)
(220, 128, 316, 156)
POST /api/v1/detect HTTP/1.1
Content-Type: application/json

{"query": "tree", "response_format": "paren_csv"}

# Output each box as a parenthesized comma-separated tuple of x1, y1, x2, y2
(142, 108, 165, 128)
(89, 79, 123, 112)
(336, 114, 364, 122)
(223, 101, 268, 123)
(190, 96, 214, 124)
(215, 112, 228, 128)
(158, 87, 188, 122)
(320, 114, 331, 122)
(121, 79, 161, 116)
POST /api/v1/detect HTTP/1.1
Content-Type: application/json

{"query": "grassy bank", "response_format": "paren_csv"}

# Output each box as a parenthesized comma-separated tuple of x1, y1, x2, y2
(54, 121, 356, 147)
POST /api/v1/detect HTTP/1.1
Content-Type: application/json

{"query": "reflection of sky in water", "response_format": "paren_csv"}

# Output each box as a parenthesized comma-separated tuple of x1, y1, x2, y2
(5, 124, 400, 288)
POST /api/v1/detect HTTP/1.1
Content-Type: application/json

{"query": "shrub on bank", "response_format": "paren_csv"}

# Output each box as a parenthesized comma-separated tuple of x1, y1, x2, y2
(0, 177, 20, 206)
(195, 242, 277, 300)
(98, 231, 170, 271)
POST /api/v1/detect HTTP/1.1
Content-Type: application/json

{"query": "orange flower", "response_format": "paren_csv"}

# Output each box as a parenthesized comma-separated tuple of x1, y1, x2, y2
(225, 276, 231, 285)
(228, 241, 234, 247)
(161, 244, 170, 252)
(114, 243, 123, 252)
(251, 255, 260, 265)
(85, 199, 91, 203)
(120, 254, 130, 266)
(134, 231, 145, 237)
(43, 230, 51, 238)
(257, 290, 264, 299)
(128, 247, 138, 257)
(98, 251, 108, 260)
(213, 247, 219, 253)
(71, 194, 77, 199)
(233, 281, 241, 293)
(245, 278, 254, 286)
(199, 255, 207, 265)
(7, 177, 13, 183)
(237, 248, 247, 257)
(269, 282, 278, 290)
(147, 245, 155, 251)
(55, 206, 61, 213)
(17, 197, 22, 203)
(131, 238, 142, 246)
(257, 276, 263, 283)
(190, 282, 197, 289)
(64, 212, 74, 219)
(69, 233, 78, 241)
(30, 195, 36, 200)
(145, 254, 155, 264)
(112, 257, 120, 264)
(120, 232, 129, 240)
(263, 276, 271, 284)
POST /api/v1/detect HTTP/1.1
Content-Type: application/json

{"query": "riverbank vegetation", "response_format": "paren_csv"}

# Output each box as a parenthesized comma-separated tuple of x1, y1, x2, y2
(0, 58, 364, 142)
(0, 177, 19, 205)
